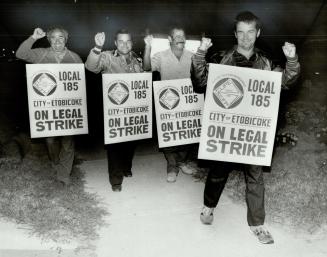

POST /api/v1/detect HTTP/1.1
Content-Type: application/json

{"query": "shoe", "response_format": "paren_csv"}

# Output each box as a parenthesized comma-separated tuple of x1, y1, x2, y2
(112, 185, 122, 192)
(123, 170, 133, 177)
(73, 157, 84, 165)
(200, 206, 214, 225)
(179, 163, 197, 175)
(166, 172, 177, 183)
(57, 176, 71, 186)
(56, 171, 71, 186)
(250, 225, 274, 244)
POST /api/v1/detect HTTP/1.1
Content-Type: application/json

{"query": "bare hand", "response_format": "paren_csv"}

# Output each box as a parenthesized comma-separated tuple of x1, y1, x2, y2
(282, 42, 296, 58)
(32, 28, 46, 40)
(199, 37, 212, 51)
(144, 35, 153, 47)
(95, 32, 105, 47)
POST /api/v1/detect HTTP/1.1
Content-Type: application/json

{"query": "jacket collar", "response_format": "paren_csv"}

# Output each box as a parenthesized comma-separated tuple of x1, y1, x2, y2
(231, 45, 259, 62)
(113, 50, 137, 58)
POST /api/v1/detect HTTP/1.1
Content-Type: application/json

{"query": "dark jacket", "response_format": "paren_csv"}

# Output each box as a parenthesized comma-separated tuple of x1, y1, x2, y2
(191, 46, 300, 93)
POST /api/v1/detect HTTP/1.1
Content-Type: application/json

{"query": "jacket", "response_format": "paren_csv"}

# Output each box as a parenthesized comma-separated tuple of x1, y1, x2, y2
(191, 46, 300, 93)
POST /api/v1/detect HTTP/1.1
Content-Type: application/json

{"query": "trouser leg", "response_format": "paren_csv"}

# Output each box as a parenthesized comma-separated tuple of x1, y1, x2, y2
(163, 145, 192, 174)
(204, 162, 232, 208)
(244, 165, 265, 226)
(45, 137, 60, 164)
(46, 136, 74, 184)
(57, 136, 74, 183)
(106, 141, 136, 186)
(163, 148, 180, 174)
(124, 142, 136, 172)
(182, 143, 198, 163)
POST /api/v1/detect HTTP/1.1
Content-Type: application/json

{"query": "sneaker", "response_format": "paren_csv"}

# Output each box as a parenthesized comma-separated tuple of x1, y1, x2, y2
(250, 225, 274, 244)
(112, 185, 122, 192)
(179, 163, 197, 175)
(123, 170, 133, 177)
(166, 172, 177, 183)
(200, 206, 214, 225)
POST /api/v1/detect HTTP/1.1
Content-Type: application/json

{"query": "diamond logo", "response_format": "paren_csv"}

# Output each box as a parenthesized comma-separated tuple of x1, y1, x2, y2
(213, 78, 244, 109)
(159, 88, 180, 110)
(108, 82, 129, 105)
(32, 73, 57, 96)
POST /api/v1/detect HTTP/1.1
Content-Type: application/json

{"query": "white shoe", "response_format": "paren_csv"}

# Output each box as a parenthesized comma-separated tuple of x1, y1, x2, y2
(250, 225, 274, 244)
(200, 206, 214, 225)
(167, 172, 177, 183)
(179, 163, 197, 175)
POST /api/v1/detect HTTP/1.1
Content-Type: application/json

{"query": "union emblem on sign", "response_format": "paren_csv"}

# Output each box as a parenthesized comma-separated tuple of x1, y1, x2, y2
(159, 88, 180, 110)
(32, 72, 57, 96)
(212, 77, 244, 109)
(108, 81, 129, 105)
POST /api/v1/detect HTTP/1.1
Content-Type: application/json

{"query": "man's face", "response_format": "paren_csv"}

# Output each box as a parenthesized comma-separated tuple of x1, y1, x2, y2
(49, 30, 66, 52)
(169, 29, 186, 50)
(115, 33, 133, 55)
(235, 21, 260, 51)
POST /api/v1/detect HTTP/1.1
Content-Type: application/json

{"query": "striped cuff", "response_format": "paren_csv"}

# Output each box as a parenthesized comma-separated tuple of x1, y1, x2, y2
(286, 54, 298, 63)
(92, 46, 102, 54)
(195, 48, 207, 57)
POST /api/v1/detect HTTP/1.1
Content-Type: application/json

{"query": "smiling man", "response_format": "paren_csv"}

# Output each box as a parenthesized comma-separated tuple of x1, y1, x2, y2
(16, 27, 81, 64)
(191, 11, 300, 244)
(143, 27, 198, 183)
(86, 29, 142, 74)
(85, 29, 143, 192)
(16, 27, 82, 185)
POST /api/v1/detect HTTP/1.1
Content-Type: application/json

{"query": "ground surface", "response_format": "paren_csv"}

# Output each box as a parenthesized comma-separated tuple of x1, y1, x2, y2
(0, 140, 326, 257)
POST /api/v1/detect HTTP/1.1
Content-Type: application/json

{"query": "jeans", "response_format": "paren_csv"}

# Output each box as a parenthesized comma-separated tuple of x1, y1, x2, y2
(204, 161, 265, 226)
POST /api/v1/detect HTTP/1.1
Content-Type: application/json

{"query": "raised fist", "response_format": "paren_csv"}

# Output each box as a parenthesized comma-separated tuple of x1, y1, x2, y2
(95, 32, 105, 47)
(282, 42, 296, 58)
(144, 35, 153, 47)
(199, 37, 212, 52)
(32, 28, 46, 40)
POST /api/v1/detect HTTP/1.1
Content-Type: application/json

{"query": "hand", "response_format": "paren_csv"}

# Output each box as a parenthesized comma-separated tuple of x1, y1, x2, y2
(144, 35, 153, 47)
(199, 37, 212, 51)
(95, 32, 105, 47)
(282, 42, 296, 58)
(32, 28, 46, 40)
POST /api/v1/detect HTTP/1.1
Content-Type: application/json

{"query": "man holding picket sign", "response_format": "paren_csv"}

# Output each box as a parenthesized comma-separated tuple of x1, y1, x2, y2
(85, 29, 147, 192)
(191, 11, 300, 244)
(16, 27, 83, 186)
(143, 27, 199, 183)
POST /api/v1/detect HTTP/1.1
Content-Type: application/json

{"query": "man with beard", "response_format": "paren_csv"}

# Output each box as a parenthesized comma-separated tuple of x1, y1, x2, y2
(143, 27, 198, 183)
(85, 29, 143, 192)
(191, 11, 300, 244)
(16, 27, 82, 185)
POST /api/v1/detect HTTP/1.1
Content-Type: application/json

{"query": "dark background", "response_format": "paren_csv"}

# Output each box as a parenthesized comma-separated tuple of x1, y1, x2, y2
(1, 0, 324, 57)
(0, 0, 326, 141)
